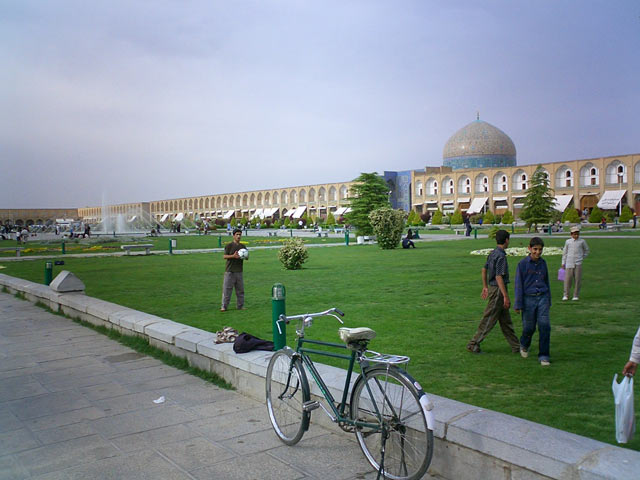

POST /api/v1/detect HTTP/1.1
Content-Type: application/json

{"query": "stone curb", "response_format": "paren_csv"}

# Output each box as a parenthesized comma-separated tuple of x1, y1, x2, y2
(1, 272, 638, 480)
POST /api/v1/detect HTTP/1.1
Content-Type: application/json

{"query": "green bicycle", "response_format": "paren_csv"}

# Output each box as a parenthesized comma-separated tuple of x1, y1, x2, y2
(265, 307, 434, 480)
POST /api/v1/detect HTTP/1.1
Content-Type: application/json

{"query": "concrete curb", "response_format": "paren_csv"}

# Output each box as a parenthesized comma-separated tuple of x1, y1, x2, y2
(1, 272, 638, 479)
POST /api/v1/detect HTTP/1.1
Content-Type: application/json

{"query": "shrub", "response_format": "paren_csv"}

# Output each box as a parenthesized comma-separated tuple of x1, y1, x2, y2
(589, 206, 603, 223)
(368, 208, 407, 249)
(620, 205, 633, 222)
(488, 226, 500, 239)
(562, 208, 581, 223)
(431, 210, 443, 225)
(420, 212, 431, 224)
(278, 238, 309, 270)
(326, 212, 336, 225)
(604, 211, 615, 223)
(502, 210, 514, 224)
(470, 213, 483, 224)
(450, 209, 463, 225)
(230, 218, 238, 227)
(483, 210, 495, 224)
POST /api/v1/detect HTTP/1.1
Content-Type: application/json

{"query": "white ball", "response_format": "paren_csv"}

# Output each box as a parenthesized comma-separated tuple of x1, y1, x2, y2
(237, 248, 249, 260)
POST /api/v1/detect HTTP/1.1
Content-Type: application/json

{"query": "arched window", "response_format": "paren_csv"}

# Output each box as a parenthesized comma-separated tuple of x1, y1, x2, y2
(606, 160, 627, 184)
(290, 190, 297, 203)
(328, 186, 337, 201)
(426, 178, 438, 195)
(512, 170, 528, 191)
(555, 166, 573, 188)
(243, 195, 249, 207)
(318, 187, 326, 201)
(281, 191, 288, 204)
(264, 193, 270, 206)
(415, 181, 423, 196)
(580, 164, 599, 186)
(273, 192, 279, 204)
(475, 174, 489, 193)
(309, 188, 316, 202)
(635, 162, 640, 184)
(257, 193, 262, 206)
(340, 185, 348, 199)
(250, 194, 255, 206)
(299, 189, 306, 202)
(493, 172, 508, 192)
(443, 177, 454, 194)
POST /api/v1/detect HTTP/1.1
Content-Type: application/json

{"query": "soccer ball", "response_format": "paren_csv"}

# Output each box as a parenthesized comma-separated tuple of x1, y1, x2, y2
(237, 248, 249, 260)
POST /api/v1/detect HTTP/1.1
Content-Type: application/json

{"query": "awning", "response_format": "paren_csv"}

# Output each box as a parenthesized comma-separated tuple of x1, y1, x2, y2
(251, 208, 264, 219)
(492, 197, 508, 202)
(127, 216, 136, 222)
(335, 207, 347, 215)
(283, 210, 294, 217)
(553, 195, 573, 212)
(263, 207, 279, 217)
(160, 213, 169, 222)
(441, 200, 454, 205)
(633, 190, 640, 195)
(427, 207, 439, 211)
(467, 197, 488, 215)
(412, 203, 423, 206)
(292, 206, 307, 219)
(174, 213, 184, 222)
(223, 210, 235, 219)
(457, 197, 471, 203)
(512, 195, 526, 199)
(597, 190, 626, 209)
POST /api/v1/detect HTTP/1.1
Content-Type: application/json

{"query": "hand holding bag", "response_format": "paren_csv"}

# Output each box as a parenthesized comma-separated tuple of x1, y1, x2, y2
(557, 267, 566, 282)
(612, 374, 635, 443)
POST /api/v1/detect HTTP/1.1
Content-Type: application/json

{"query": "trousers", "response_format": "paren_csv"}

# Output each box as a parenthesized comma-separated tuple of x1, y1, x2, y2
(221, 272, 244, 309)
(468, 285, 520, 352)
(563, 264, 582, 298)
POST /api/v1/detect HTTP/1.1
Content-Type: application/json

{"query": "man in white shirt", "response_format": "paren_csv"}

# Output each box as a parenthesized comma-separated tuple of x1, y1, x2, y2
(561, 226, 589, 301)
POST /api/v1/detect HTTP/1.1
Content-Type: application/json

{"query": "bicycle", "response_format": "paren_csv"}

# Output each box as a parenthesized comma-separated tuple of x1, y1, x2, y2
(265, 307, 435, 480)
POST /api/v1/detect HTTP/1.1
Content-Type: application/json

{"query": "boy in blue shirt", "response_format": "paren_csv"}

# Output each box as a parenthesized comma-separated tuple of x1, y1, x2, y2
(514, 237, 552, 366)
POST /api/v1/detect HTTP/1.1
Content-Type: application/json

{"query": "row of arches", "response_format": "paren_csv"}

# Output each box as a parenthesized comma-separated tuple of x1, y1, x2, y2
(415, 160, 640, 197)
(153, 185, 350, 213)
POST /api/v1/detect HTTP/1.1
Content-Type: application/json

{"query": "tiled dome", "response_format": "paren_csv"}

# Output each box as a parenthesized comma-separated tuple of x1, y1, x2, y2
(443, 119, 516, 170)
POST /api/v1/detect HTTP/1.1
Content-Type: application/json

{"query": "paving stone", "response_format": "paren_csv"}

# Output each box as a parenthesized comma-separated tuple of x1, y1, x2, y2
(191, 451, 306, 480)
(23, 406, 107, 432)
(156, 436, 237, 471)
(8, 390, 92, 420)
(110, 424, 201, 452)
(0, 427, 41, 455)
(79, 382, 132, 401)
(93, 391, 175, 416)
(33, 422, 98, 445)
(89, 404, 198, 438)
(189, 406, 273, 442)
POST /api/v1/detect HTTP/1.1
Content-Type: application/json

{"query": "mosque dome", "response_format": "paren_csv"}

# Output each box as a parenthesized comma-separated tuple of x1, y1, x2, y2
(443, 118, 517, 170)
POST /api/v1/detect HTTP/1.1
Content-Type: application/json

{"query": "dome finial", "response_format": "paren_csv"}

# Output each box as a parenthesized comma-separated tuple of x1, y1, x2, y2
(476, 111, 480, 121)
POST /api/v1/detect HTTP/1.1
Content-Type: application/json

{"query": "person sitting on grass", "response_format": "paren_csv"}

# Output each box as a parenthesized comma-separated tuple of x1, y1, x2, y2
(402, 230, 416, 249)
(515, 237, 552, 366)
(599, 218, 607, 229)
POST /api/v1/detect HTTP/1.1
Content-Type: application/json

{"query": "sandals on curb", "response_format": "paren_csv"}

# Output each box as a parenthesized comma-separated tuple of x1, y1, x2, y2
(215, 326, 238, 344)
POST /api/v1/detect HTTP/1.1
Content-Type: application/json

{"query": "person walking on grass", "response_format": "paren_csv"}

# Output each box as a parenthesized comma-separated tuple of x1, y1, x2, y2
(466, 230, 520, 355)
(622, 326, 640, 377)
(515, 237, 552, 366)
(221, 228, 246, 312)
(561, 226, 589, 301)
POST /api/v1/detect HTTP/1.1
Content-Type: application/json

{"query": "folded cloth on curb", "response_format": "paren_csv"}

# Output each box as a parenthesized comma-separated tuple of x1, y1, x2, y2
(233, 332, 274, 353)
(215, 326, 239, 344)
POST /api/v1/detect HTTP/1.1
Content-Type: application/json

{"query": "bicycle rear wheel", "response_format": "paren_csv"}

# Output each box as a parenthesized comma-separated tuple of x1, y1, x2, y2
(350, 366, 433, 480)
(266, 350, 310, 445)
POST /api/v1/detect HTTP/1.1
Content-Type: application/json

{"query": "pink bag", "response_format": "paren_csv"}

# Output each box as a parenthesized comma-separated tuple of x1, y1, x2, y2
(557, 267, 566, 281)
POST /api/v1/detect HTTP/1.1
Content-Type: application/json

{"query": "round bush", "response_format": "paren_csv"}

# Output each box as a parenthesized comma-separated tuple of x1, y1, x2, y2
(278, 238, 309, 270)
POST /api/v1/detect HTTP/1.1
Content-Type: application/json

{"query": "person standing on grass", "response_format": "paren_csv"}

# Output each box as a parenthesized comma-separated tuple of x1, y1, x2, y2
(221, 228, 246, 312)
(622, 326, 640, 377)
(466, 229, 520, 354)
(515, 237, 552, 366)
(561, 226, 589, 301)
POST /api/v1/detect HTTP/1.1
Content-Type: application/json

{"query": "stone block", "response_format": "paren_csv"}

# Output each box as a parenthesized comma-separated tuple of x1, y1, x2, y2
(145, 321, 191, 344)
(49, 270, 85, 293)
(118, 312, 164, 333)
(175, 328, 216, 352)
(86, 300, 131, 322)
(57, 293, 90, 313)
(196, 339, 230, 362)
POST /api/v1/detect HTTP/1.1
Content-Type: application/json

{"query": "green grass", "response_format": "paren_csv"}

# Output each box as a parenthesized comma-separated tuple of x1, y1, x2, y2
(0, 233, 345, 257)
(1, 236, 639, 449)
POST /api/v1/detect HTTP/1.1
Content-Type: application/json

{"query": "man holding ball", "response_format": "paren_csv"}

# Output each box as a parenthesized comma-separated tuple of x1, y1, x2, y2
(221, 228, 247, 312)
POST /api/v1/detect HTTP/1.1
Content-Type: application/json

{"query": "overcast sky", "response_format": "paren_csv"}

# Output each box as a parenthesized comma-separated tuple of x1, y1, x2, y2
(1, 0, 639, 209)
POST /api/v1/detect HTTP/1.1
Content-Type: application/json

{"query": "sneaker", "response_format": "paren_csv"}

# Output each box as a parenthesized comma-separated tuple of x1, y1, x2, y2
(562, 296, 568, 301)
(520, 347, 529, 358)
(572, 297, 579, 301)
(220, 307, 227, 312)
(540, 360, 551, 366)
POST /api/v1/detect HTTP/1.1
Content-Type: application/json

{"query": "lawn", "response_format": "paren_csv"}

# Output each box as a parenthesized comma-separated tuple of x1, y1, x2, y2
(1, 234, 639, 450)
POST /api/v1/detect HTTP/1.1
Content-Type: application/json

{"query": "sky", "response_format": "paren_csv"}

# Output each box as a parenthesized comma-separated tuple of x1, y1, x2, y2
(1, 0, 639, 209)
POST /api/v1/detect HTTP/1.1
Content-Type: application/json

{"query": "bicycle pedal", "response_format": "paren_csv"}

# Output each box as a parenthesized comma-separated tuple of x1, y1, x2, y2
(302, 401, 320, 412)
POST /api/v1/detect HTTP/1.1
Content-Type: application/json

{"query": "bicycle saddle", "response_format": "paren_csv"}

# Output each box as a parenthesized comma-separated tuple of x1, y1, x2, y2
(338, 327, 376, 344)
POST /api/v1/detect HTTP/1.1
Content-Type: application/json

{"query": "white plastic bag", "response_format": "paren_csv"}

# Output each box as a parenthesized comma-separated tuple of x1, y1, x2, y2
(612, 374, 635, 443)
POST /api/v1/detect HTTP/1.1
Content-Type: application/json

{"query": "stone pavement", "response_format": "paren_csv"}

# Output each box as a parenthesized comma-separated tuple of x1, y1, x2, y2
(0, 293, 398, 480)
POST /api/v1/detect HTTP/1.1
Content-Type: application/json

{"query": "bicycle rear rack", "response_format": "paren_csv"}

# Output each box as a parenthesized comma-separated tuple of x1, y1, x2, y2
(362, 350, 410, 366)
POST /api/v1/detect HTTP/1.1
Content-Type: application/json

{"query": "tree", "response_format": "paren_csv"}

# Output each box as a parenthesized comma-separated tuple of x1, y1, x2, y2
(588, 206, 603, 223)
(326, 212, 336, 225)
(520, 166, 556, 232)
(369, 208, 407, 249)
(483, 210, 495, 224)
(620, 205, 633, 222)
(406, 210, 419, 226)
(562, 207, 580, 223)
(450, 209, 463, 225)
(345, 172, 390, 235)
(502, 210, 514, 224)
(431, 210, 443, 225)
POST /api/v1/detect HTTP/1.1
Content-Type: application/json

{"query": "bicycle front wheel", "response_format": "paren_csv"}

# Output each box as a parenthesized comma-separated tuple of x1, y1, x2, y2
(350, 367, 433, 480)
(266, 350, 310, 445)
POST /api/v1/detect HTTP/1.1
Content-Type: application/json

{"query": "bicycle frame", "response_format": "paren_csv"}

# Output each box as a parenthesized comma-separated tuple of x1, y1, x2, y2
(289, 334, 391, 431)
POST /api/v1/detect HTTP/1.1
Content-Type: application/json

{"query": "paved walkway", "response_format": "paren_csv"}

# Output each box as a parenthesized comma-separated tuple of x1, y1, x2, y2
(0, 293, 401, 480)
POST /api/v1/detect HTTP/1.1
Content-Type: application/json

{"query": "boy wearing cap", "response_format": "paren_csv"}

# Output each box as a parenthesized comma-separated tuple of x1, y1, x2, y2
(562, 226, 589, 301)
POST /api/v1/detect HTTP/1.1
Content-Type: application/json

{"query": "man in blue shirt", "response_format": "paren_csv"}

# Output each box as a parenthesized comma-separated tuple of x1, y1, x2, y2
(514, 237, 552, 366)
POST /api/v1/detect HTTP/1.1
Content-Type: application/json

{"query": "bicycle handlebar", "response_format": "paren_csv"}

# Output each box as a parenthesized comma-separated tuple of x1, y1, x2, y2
(276, 308, 344, 334)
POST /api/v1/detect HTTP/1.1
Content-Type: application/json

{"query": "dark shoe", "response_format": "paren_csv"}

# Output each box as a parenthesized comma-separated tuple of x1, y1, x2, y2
(466, 345, 482, 354)
(237, 307, 244, 310)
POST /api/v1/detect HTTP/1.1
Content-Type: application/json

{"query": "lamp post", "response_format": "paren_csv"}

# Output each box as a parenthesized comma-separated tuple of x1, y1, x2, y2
(618, 171, 624, 217)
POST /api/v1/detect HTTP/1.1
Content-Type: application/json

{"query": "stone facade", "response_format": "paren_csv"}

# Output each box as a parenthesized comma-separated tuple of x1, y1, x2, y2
(0, 208, 79, 227)
(412, 154, 640, 216)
